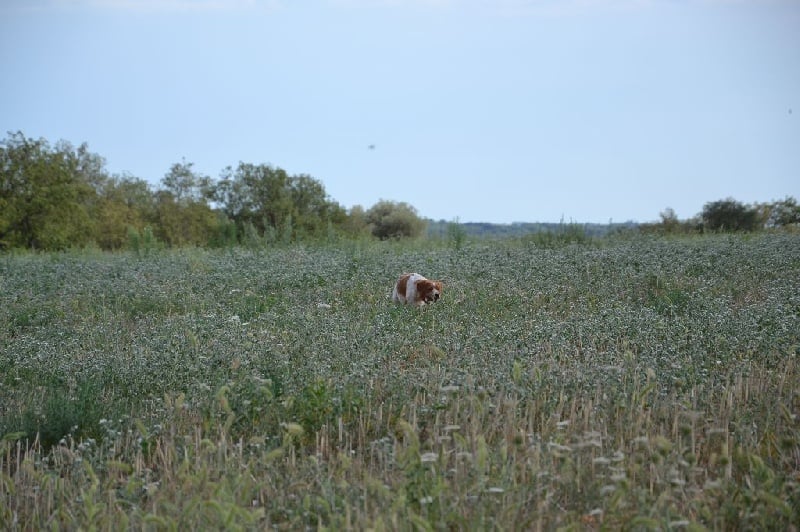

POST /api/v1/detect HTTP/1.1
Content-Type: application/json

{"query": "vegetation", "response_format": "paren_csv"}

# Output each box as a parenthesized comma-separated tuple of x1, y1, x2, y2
(639, 198, 799, 236)
(1, 233, 798, 529)
(0, 132, 424, 251)
(365, 200, 428, 240)
(427, 220, 638, 240)
(3, 131, 797, 251)
(701, 198, 761, 232)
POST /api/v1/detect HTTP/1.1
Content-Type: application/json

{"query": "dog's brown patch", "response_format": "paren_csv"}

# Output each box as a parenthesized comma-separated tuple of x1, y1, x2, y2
(396, 274, 410, 298)
(417, 279, 442, 303)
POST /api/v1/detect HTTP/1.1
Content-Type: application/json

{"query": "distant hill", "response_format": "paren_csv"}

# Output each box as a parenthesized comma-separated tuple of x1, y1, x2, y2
(426, 220, 639, 239)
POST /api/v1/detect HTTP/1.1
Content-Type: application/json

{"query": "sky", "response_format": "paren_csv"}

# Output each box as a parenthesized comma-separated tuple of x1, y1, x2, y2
(1, 0, 798, 224)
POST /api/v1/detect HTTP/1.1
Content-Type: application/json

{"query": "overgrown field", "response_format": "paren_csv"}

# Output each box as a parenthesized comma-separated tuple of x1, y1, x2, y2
(1, 234, 799, 530)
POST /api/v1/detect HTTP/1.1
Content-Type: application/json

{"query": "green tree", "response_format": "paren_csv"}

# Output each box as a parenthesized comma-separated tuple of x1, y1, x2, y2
(0, 132, 95, 250)
(154, 191, 220, 247)
(365, 200, 426, 239)
(342, 205, 370, 237)
(659, 207, 680, 233)
(215, 163, 293, 237)
(155, 161, 220, 247)
(214, 163, 344, 242)
(161, 159, 213, 206)
(290, 174, 348, 238)
(92, 175, 155, 250)
(701, 198, 760, 232)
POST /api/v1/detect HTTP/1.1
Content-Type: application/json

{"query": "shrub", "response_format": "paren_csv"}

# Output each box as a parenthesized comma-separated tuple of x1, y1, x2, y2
(702, 198, 759, 232)
(446, 217, 468, 250)
(365, 200, 427, 239)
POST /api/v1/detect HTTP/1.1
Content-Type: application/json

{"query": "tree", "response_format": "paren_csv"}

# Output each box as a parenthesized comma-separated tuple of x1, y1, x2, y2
(288, 174, 346, 237)
(214, 163, 344, 242)
(365, 200, 427, 239)
(92, 176, 155, 250)
(659, 207, 680, 233)
(341, 205, 370, 237)
(701, 198, 759, 232)
(63, 140, 108, 193)
(154, 190, 221, 247)
(161, 159, 213, 206)
(215, 163, 293, 236)
(0, 132, 96, 250)
(156, 161, 220, 247)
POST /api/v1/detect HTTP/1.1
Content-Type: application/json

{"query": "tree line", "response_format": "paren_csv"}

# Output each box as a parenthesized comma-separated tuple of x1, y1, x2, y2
(641, 197, 800, 235)
(0, 132, 427, 251)
(2, 132, 797, 251)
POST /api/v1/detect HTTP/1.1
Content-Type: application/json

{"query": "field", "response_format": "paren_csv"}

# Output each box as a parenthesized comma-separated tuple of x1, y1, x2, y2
(1, 233, 799, 530)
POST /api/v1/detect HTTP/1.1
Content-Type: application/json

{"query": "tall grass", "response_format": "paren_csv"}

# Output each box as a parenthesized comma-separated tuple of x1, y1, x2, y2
(1, 234, 798, 529)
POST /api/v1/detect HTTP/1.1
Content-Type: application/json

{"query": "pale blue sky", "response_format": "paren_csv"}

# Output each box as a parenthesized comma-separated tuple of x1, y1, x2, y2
(1, 0, 798, 223)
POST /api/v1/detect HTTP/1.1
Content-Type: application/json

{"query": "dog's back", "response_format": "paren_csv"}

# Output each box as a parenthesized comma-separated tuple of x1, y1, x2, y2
(392, 273, 414, 303)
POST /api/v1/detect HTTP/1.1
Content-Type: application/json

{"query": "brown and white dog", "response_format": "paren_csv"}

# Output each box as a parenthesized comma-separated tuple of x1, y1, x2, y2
(392, 273, 443, 307)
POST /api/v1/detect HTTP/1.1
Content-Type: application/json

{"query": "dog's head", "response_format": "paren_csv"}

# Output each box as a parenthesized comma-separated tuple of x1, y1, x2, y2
(418, 279, 443, 304)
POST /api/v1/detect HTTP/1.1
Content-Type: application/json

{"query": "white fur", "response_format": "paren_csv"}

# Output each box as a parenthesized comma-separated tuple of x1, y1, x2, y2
(392, 273, 440, 307)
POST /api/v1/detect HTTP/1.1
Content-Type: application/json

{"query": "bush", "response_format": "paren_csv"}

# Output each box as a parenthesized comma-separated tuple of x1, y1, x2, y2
(365, 200, 427, 239)
(764, 197, 800, 228)
(702, 198, 759, 232)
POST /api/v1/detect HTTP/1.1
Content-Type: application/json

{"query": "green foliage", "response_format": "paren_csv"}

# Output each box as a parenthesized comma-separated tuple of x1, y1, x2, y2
(640, 198, 798, 236)
(702, 197, 760, 232)
(92, 175, 155, 249)
(3, 131, 796, 253)
(154, 161, 222, 247)
(365, 199, 427, 239)
(6, 379, 109, 449)
(644, 273, 691, 316)
(160, 159, 213, 205)
(127, 225, 160, 256)
(446, 217, 468, 250)
(0, 132, 94, 249)
(647, 206, 703, 235)
(0, 132, 354, 251)
(291, 378, 337, 436)
(215, 163, 347, 244)
(637, 208, 703, 235)
(126, 225, 141, 253)
(209, 213, 239, 248)
(340, 204, 370, 237)
(519, 219, 590, 248)
(154, 192, 221, 247)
